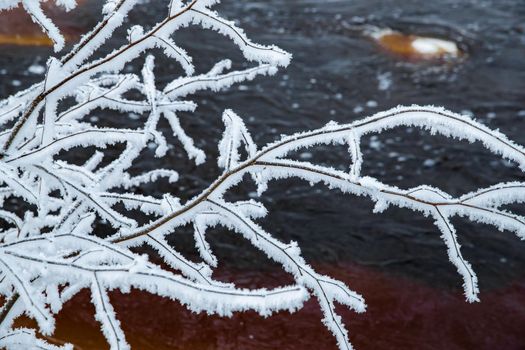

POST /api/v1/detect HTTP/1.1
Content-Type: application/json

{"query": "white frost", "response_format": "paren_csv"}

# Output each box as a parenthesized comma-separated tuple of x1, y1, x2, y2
(0, 2, 522, 350)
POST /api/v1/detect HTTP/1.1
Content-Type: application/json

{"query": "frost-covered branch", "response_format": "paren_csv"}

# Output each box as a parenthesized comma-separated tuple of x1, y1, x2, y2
(0, 1, 523, 350)
(105, 105, 525, 349)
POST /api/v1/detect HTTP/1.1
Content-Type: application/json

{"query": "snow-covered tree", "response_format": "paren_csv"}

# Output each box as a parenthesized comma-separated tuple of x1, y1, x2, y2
(0, 1, 523, 349)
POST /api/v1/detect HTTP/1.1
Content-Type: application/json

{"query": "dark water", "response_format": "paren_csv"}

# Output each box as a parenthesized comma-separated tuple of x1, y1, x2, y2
(1, 0, 525, 349)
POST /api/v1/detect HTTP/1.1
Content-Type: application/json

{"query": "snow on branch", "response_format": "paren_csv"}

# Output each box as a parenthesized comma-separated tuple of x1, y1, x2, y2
(108, 105, 525, 350)
(0, 1, 523, 350)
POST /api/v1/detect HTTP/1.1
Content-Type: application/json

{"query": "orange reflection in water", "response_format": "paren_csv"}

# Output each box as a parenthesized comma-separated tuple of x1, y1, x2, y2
(0, 34, 53, 47)
(13, 262, 525, 350)
(369, 29, 462, 61)
(0, 1, 86, 47)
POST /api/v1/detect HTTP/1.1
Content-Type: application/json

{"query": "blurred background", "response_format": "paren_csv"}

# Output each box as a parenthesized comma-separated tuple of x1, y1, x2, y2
(1, 0, 525, 349)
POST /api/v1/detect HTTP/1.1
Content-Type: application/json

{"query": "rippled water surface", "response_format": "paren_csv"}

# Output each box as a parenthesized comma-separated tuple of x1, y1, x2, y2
(1, 0, 525, 349)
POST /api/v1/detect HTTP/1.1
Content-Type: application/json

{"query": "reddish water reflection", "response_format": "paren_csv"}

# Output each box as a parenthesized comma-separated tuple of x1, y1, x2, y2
(0, 2, 85, 47)
(14, 262, 525, 350)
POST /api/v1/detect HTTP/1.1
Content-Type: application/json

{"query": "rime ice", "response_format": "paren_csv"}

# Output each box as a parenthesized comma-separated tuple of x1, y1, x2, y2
(0, 2, 523, 350)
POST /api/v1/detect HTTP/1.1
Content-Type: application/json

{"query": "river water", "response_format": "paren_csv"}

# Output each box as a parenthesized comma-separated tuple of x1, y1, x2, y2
(1, 0, 525, 349)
